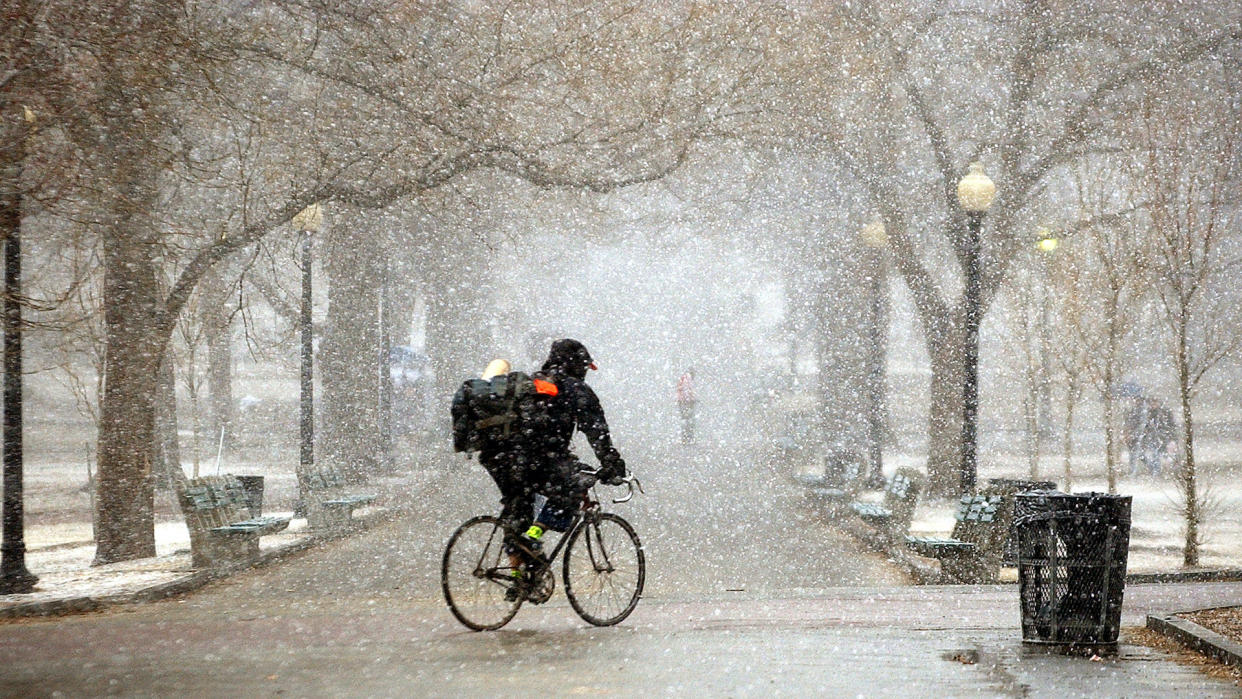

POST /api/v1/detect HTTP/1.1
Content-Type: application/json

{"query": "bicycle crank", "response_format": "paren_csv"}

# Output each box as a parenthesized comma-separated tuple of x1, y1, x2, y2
(525, 567, 556, 605)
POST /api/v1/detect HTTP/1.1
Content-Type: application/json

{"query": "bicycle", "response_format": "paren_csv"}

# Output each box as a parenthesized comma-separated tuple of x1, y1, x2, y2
(441, 471, 645, 631)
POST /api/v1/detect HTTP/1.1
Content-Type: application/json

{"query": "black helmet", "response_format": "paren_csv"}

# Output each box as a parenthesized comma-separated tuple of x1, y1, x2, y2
(542, 338, 596, 379)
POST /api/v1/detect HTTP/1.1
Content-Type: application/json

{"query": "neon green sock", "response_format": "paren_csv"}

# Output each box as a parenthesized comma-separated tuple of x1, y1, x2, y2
(525, 524, 544, 540)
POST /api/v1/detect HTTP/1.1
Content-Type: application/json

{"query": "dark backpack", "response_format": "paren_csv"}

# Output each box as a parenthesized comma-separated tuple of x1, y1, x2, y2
(451, 371, 558, 453)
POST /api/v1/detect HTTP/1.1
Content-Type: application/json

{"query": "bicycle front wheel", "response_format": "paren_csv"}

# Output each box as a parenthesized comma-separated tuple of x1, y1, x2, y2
(563, 512, 645, 626)
(442, 516, 521, 631)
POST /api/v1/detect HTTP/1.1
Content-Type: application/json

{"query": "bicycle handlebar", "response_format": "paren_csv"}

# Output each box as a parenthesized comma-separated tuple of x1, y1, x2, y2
(610, 475, 644, 504)
(581, 469, 644, 504)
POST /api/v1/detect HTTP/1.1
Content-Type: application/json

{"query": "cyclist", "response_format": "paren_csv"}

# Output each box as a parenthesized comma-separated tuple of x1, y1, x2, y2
(520, 338, 628, 549)
(450, 359, 535, 546)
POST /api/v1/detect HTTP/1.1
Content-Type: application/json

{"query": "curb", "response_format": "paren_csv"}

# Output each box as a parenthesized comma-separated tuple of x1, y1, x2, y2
(1147, 609, 1242, 669)
(0, 505, 400, 620)
(1127, 570, 1242, 584)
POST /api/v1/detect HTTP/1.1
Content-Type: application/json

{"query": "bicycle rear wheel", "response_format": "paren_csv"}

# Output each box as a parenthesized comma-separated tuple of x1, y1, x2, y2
(442, 516, 521, 631)
(563, 512, 645, 626)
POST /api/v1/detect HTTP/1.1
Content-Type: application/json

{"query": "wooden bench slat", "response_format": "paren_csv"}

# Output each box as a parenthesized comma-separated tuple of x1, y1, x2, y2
(323, 494, 377, 506)
(905, 535, 978, 556)
(305, 469, 377, 530)
(847, 468, 923, 535)
(179, 474, 288, 568)
(851, 502, 890, 517)
(212, 517, 289, 536)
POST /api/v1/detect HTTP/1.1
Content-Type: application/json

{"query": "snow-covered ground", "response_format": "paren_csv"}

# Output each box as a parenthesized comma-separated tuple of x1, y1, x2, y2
(0, 512, 325, 611)
(5, 402, 1240, 613)
(1, 441, 414, 612)
(821, 451, 1242, 576)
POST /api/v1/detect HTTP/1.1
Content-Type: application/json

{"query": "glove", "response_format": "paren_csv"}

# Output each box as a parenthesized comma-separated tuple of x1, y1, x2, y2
(597, 457, 626, 485)
(572, 470, 598, 491)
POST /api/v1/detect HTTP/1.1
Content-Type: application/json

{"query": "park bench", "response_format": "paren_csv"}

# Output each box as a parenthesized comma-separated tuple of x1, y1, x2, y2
(800, 448, 866, 502)
(905, 493, 1008, 584)
(304, 469, 378, 532)
(850, 468, 924, 536)
(178, 475, 291, 568)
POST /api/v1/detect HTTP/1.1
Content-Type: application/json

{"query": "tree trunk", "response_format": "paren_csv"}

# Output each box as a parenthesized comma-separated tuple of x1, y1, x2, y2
(925, 324, 965, 496)
(88, 3, 181, 565)
(1023, 358, 1039, 480)
(1176, 325, 1199, 567)
(424, 253, 492, 409)
(812, 257, 870, 463)
(95, 234, 163, 564)
(1101, 391, 1117, 495)
(1102, 299, 1121, 494)
(202, 272, 235, 456)
(152, 351, 183, 487)
(322, 216, 383, 482)
(1062, 374, 1080, 492)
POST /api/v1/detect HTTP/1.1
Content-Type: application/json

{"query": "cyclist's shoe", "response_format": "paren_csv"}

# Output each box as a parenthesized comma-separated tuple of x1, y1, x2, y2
(516, 526, 546, 566)
(505, 570, 525, 603)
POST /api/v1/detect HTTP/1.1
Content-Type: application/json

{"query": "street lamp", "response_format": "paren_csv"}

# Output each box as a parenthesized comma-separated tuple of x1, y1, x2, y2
(956, 161, 995, 494)
(0, 105, 38, 593)
(860, 217, 889, 488)
(292, 203, 323, 514)
(1036, 228, 1059, 254)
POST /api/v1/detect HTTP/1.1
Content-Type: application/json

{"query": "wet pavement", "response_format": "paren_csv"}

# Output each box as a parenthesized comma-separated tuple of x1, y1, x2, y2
(1, 442, 1239, 696)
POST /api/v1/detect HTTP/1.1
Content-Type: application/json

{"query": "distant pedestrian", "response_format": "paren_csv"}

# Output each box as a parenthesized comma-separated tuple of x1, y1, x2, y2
(676, 368, 697, 445)
(1123, 396, 1149, 477)
(1141, 399, 1176, 477)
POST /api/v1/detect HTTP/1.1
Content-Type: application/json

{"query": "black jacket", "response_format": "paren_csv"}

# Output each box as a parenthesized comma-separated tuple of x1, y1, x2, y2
(533, 373, 623, 473)
(535, 340, 625, 477)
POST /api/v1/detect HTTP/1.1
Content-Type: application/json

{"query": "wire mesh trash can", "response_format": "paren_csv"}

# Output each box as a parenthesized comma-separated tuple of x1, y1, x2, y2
(236, 476, 265, 518)
(1015, 491, 1131, 649)
(823, 446, 863, 489)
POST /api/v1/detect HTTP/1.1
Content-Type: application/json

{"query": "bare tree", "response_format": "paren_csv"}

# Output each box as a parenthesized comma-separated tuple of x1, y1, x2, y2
(18, 0, 775, 563)
(1066, 157, 1149, 493)
(773, 0, 1242, 494)
(1135, 83, 1242, 566)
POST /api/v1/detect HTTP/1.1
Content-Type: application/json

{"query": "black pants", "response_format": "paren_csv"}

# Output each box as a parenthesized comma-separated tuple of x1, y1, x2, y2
(479, 450, 533, 539)
(481, 451, 589, 536)
(526, 455, 592, 530)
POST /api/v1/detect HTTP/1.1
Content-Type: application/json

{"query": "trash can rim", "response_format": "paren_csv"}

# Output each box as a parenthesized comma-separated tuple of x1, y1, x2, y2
(1013, 491, 1132, 499)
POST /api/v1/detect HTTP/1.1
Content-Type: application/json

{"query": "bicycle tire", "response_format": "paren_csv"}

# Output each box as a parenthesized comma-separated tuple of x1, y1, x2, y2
(441, 515, 522, 631)
(563, 512, 645, 626)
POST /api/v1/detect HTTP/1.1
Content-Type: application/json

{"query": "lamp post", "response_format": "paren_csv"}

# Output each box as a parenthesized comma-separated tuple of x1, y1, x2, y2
(956, 161, 995, 494)
(860, 217, 889, 488)
(0, 106, 38, 594)
(1035, 228, 1059, 449)
(292, 203, 323, 513)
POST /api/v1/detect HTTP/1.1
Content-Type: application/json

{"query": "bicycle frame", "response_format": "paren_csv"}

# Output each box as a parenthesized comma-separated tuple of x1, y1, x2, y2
(444, 474, 644, 630)
(512, 476, 640, 578)
(519, 492, 598, 576)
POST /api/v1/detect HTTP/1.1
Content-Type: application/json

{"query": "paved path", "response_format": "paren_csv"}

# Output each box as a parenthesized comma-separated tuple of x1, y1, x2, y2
(0, 444, 1239, 696)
